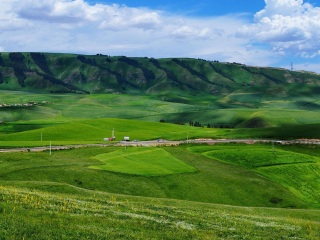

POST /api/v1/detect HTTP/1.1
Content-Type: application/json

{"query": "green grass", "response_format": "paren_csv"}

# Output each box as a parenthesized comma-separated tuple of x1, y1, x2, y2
(190, 144, 320, 207)
(1, 118, 320, 148)
(90, 147, 197, 176)
(202, 146, 317, 168)
(257, 163, 320, 206)
(0, 142, 319, 238)
(0, 146, 310, 208)
(1, 90, 319, 135)
(1, 184, 319, 239)
(0, 118, 220, 144)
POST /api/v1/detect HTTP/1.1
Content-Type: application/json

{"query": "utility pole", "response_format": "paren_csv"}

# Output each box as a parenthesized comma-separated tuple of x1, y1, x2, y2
(112, 128, 115, 140)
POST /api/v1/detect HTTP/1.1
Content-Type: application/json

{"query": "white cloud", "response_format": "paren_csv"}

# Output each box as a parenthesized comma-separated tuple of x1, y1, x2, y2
(0, 0, 13, 19)
(98, 5, 162, 31)
(0, 0, 251, 59)
(292, 62, 320, 73)
(15, 0, 93, 24)
(237, 0, 320, 58)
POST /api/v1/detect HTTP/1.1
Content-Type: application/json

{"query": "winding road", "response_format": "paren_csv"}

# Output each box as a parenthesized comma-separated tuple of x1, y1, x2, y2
(0, 138, 319, 153)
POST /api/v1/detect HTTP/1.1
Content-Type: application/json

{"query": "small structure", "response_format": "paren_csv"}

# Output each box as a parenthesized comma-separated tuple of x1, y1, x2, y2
(103, 128, 116, 141)
(124, 136, 130, 141)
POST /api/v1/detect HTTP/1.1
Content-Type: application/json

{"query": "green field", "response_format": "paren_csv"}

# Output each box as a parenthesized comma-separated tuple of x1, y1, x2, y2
(190, 144, 320, 207)
(1, 184, 319, 239)
(1, 88, 320, 238)
(0, 90, 320, 139)
(0, 144, 320, 239)
(91, 148, 197, 176)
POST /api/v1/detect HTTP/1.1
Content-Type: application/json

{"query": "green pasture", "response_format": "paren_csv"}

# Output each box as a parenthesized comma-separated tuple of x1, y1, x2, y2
(0, 145, 309, 208)
(1, 140, 319, 238)
(91, 148, 197, 176)
(0, 118, 221, 146)
(1, 118, 320, 148)
(189, 144, 320, 207)
(1, 184, 319, 239)
(1, 90, 319, 131)
(202, 146, 317, 168)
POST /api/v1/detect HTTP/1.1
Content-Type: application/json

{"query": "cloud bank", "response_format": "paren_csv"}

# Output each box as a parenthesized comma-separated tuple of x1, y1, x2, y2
(238, 0, 320, 59)
(0, 0, 320, 72)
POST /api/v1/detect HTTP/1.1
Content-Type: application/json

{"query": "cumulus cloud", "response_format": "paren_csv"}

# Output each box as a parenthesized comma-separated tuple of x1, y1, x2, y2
(238, 0, 320, 58)
(13, 0, 162, 30)
(98, 5, 162, 31)
(0, 0, 290, 69)
(14, 0, 95, 24)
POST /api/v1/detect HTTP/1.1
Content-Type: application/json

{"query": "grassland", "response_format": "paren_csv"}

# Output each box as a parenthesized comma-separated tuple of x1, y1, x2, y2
(0, 144, 320, 239)
(0, 90, 320, 147)
(1, 184, 319, 239)
(1, 87, 320, 238)
(0, 146, 307, 208)
(189, 144, 320, 208)
(91, 148, 197, 176)
(1, 90, 320, 125)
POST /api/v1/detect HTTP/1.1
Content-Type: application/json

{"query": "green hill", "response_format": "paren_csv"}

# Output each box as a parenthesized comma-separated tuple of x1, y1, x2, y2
(0, 52, 319, 99)
(1, 52, 319, 132)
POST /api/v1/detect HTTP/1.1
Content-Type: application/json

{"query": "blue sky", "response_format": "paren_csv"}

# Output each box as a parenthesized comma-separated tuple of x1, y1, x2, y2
(1, 0, 320, 73)
(90, 0, 266, 16)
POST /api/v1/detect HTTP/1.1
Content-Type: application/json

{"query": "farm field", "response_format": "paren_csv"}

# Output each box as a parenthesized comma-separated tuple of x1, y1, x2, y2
(190, 144, 320, 208)
(91, 148, 197, 176)
(0, 144, 320, 239)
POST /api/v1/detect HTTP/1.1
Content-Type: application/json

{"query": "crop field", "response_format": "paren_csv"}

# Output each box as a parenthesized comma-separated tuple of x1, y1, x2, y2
(91, 148, 197, 176)
(189, 144, 320, 208)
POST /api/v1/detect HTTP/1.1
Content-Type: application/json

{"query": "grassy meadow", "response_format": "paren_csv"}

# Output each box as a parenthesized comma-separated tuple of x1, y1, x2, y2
(190, 144, 320, 208)
(0, 144, 320, 238)
(1, 184, 319, 239)
(91, 148, 197, 176)
(1, 89, 320, 238)
(0, 90, 320, 147)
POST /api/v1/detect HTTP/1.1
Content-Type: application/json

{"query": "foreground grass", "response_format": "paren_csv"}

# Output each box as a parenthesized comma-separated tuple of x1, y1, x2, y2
(1, 144, 319, 238)
(1, 184, 319, 239)
(0, 146, 310, 208)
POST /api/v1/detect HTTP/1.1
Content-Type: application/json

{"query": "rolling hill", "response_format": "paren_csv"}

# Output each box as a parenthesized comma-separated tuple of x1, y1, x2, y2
(0, 52, 319, 99)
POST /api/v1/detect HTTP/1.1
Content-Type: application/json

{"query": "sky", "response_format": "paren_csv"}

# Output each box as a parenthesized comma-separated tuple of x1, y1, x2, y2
(1, 0, 320, 73)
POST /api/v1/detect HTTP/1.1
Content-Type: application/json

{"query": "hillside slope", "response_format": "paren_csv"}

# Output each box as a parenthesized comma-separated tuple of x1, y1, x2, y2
(0, 52, 319, 97)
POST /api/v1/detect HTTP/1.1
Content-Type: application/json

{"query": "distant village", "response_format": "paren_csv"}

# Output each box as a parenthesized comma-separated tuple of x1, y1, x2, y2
(0, 101, 48, 108)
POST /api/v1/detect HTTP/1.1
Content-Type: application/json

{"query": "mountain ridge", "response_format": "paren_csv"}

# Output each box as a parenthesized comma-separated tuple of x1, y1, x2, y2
(0, 52, 319, 98)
